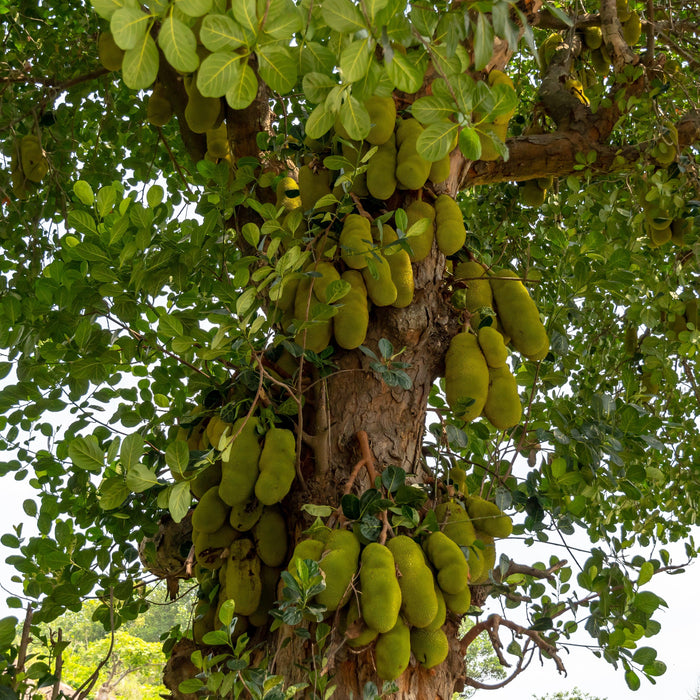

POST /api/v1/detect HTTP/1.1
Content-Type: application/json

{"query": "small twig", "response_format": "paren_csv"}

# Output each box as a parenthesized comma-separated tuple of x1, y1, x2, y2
(498, 559, 568, 582)
(355, 430, 379, 484)
(16, 603, 33, 679)
(343, 458, 367, 495)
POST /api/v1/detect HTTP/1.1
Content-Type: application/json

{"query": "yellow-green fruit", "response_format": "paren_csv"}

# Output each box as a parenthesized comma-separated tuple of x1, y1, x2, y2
(454, 261, 493, 325)
(377, 225, 414, 308)
(20, 135, 48, 183)
(194, 523, 239, 569)
(184, 78, 221, 134)
(367, 133, 397, 200)
(218, 416, 261, 506)
(395, 118, 431, 190)
(253, 507, 288, 567)
(435, 194, 467, 255)
(411, 627, 449, 669)
(651, 139, 676, 166)
(298, 164, 332, 211)
(249, 565, 281, 627)
(193, 598, 217, 644)
(191, 461, 222, 500)
(470, 534, 496, 585)
(276, 176, 302, 211)
(519, 180, 546, 207)
(443, 584, 472, 614)
(648, 224, 672, 247)
(434, 501, 478, 553)
(294, 278, 333, 353)
(539, 33, 563, 69)
(386, 535, 438, 628)
(444, 332, 490, 422)
(590, 47, 610, 75)
(316, 529, 361, 612)
(192, 486, 230, 534)
(671, 217, 692, 246)
(340, 214, 373, 269)
(478, 326, 508, 368)
(146, 82, 174, 127)
(359, 543, 402, 633)
(206, 415, 231, 448)
(565, 78, 589, 106)
(366, 95, 397, 145)
(255, 427, 296, 506)
(375, 616, 411, 681)
(423, 531, 470, 595)
(488, 69, 516, 126)
(426, 583, 446, 631)
(206, 122, 229, 158)
(478, 123, 508, 162)
(345, 598, 379, 648)
(617, 0, 632, 23)
(224, 539, 262, 616)
(466, 496, 513, 539)
(429, 153, 451, 184)
(405, 200, 436, 262)
(483, 365, 522, 430)
(98, 31, 124, 71)
(229, 496, 263, 532)
(288, 538, 325, 578)
(583, 26, 603, 50)
(362, 253, 398, 306)
(311, 261, 341, 303)
(271, 274, 300, 313)
(334, 270, 369, 350)
(448, 466, 467, 495)
(489, 269, 549, 360)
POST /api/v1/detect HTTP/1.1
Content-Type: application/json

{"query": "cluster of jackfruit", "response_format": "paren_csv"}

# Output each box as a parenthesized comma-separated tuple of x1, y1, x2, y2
(286, 493, 512, 681)
(9, 134, 49, 200)
(665, 297, 698, 340)
(641, 188, 693, 248)
(445, 263, 549, 429)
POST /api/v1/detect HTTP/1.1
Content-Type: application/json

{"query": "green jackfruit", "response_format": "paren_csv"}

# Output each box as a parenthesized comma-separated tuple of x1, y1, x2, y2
(395, 118, 431, 190)
(255, 427, 296, 505)
(287, 538, 325, 579)
(365, 95, 396, 145)
(184, 76, 221, 134)
(340, 214, 373, 269)
(206, 122, 228, 158)
(316, 529, 361, 612)
(444, 332, 489, 422)
(253, 507, 288, 567)
(483, 365, 522, 430)
(190, 461, 222, 500)
(469, 533, 496, 585)
(583, 26, 603, 50)
(426, 583, 446, 631)
(590, 47, 610, 75)
(367, 133, 397, 200)
(435, 194, 467, 255)
(20, 135, 48, 183)
(98, 31, 124, 71)
(519, 180, 546, 208)
(429, 153, 451, 185)
(359, 543, 402, 633)
(434, 501, 483, 580)
(466, 496, 513, 538)
(443, 584, 471, 614)
(311, 261, 341, 303)
(411, 627, 449, 669)
(333, 270, 369, 350)
(194, 522, 239, 569)
(249, 565, 281, 626)
(362, 252, 398, 306)
(345, 597, 379, 648)
(299, 164, 332, 211)
(206, 415, 232, 448)
(218, 416, 261, 506)
(224, 539, 262, 616)
(423, 531, 470, 595)
(489, 269, 549, 360)
(478, 122, 508, 162)
(478, 326, 508, 368)
(229, 496, 263, 532)
(387, 535, 438, 628)
(276, 176, 302, 211)
(378, 225, 414, 308)
(622, 11, 642, 45)
(375, 616, 411, 681)
(294, 277, 333, 353)
(192, 486, 230, 534)
(405, 199, 436, 262)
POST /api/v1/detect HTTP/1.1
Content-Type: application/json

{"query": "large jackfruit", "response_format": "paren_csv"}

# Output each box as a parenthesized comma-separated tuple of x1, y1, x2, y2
(206, 415, 232, 448)
(435, 194, 467, 256)
(489, 269, 549, 360)
(294, 277, 333, 353)
(359, 543, 402, 633)
(386, 535, 438, 628)
(194, 522, 239, 570)
(192, 486, 230, 534)
(316, 529, 361, 612)
(340, 214, 373, 269)
(190, 461, 222, 500)
(395, 118, 431, 190)
(405, 199, 436, 262)
(344, 597, 379, 648)
(311, 262, 341, 303)
(218, 416, 261, 506)
(483, 365, 522, 430)
(426, 583, 446, 631)
(423, 531, 470, 595)
(224, 539, 262, 616)
(454, 261, 493, 323)
(184, 76, 221, 134)
(466, 496, 513, 538)
(378, 225, 414, 308)
(469, 533, 496, 585)
(249, 565, 281, 627)
(333, 270, 369, 350)
(477, 122, 508, 162)
(253, 507, 288, 567)
(255, 427, 296, 505)
(478, 326, 508, 368)
(287, 538, 325, 579)
(229, 496, 263, 532)
(98, 31, 125, 71)
(411, 627, 449, 669)
(206, 122, 229, 159)
(362, 252, 398, 306)
(444, 332, 489, 422)
(442, 584, 472, 614)
(429, 152, 451, 185)
(298, 164, 332, 211)
(367, 132, 397, 200)
(365, 95, 396, 145)
(435, 501, 484, 581)
(375, 616, 411, 681)
(20, 135, 48, 183)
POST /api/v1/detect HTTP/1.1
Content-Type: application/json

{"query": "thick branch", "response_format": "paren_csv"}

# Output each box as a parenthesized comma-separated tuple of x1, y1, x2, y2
(600, 0, 639, 70)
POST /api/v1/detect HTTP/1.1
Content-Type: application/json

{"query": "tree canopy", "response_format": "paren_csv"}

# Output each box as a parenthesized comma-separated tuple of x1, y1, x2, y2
(0, 0, 698, 698)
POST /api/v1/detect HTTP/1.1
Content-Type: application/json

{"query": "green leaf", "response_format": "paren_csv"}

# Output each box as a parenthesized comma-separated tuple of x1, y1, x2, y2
(326, 279, 351, 303)
(305, 103, 335, 139)
(110, 7, 150, 50)
(459, 126, 482, 160)
(67, 210, 98, 236)
(385, 50, 424, 93)
(126, 463, 160, 492)
(474, 13, 494, 70)
(200, 13, 250, 51)
(218, 598, 236, 626)
(262, 0, 303, 39)
(197, 51, 245, 98)
(122, 33, 159, 89)
(638, 560, 654, 586)
(175, 0, 213, 17)
(416, 121, 458, 162)
(98, 477, 130, 510)
(166, 440, 190, 479)
(158, 312, 184, 338)
(321, 0, 365, 32)
(91, 0, 139, 20)
(169, 480, 192, 522)
(231, 0, 258, 39)
(158, 16, 199, 74)
(256, 45, 297, 94)
(0, 617, 18, 651)
(147, 184, 164, 207)
(363, 0, 388, 21)
(381, 465, 405, 493)
(632, 646, 657, 665)
(225, 60, 258, 109)
(411, 96, 455, 125)
(302, 72, 337, 104)
(96, 185, 117, 216)
(625, 669, 641, 691)
(341, 493, 361, 520)
(73, 180, 94, 205)
(120, 432, 144, 470)
(69, 436, 105, 472)
(179, 679, 205, 693)
(340, 38, 373, 83)
(339, 95, 370, 140)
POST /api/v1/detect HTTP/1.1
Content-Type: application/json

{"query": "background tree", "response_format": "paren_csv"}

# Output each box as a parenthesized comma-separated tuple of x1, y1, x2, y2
(0, 0, 698, 698)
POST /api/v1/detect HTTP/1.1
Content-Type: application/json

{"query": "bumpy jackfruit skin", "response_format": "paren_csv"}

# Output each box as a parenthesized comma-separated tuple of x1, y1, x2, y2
(359, 543, 402, 633)
(454, 261, 493, 321)
(194, 522, 239, 570)
(98, 31, 125, 71)
(435, 194, 467, 255)
(293, 278, 333, 353)
(316, 529, 361, 612)
(190, 461, 223, 500)
(478, 326, 508, 368)
(469, 533, 496, 585)
(443, 584, 472, 614)
(287, 538, 325, 578)
(367, 133, 397, 200)
(229, 496, 263, 532)
(395, 118, 431, 190)
(426, 583, 446, 631)
(483, 365, 522, 430)
(253, 507, 288, 567)
(466, 496, 513, 538)
(583, 26, 603, 49)
(429, 152, 451, 185)
(340, 214, 373, 269)
(255, 427, 296, 505)
(298, 164, 332, 212)
(365, 95, 397, 145)
(386, 535, 438, 628)
(489, 269, 549, 360)
(519, 180, 546, 207)
(362, 253, 398, 306)
(311, 262, 341, 303)
(406, 200, 436, 262)
(378, 225, 414, 308)
(20, 135, 48, 183)
(375, 616, 411, 681)
(184, 76, 221, 134)
(224, 539, 262, 616)
(249, 565, 281, 627)
(444, 332, 489, 422)
(192, 486, 230, 534)
(206, 415, 231, 448)
(344, 598, 379, 648)
(206, 122, 228, 158)
(622, 11, 642, 45)
(434, 501, 484, 580)
(333, 270, 369, 350)
(218, 416, 261, 506)
(411, 627, 449, 669)
(423, 531, 470, 595)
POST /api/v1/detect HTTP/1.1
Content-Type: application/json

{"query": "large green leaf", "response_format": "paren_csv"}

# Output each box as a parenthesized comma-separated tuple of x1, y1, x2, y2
(458, 126, 482, 160)
(165, 440, 190, 479)
(126, 463, 160, 492)
(122, 33, 159, 89)
(262, 0, 303, 39)
(305, 103, 335, 139)
(321, 0, 366, 32)
(411, 96, 455, 125)
(416, 121, 458, 162)
(199, 13, 250, 51)
(302, 72, 337, 104)
(197, 51, 245, 98)
(110, 7, 150, 50)
(0, 617, 18, 651)
(340, 37, 373, 83)
(231, 0, 259, 39)
(169, 481, 192, 522)
(174, 0, 213, 17)
(474, 12, 494, 70)
(362, 0, 388, 21)
(69, 436, 105, 472)
(256, 45, 297, 94)
(384, 50, 424, 92)
(120, 433, 144, 470)
(338, 95, 370, 140)
(225, 61, 258, 109)
(92, 0, 138, 21)
(158, 16, 199, 73)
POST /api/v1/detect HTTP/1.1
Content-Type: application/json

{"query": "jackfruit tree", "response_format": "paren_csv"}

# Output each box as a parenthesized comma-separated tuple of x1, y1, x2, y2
(0, 0, 699, 698)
